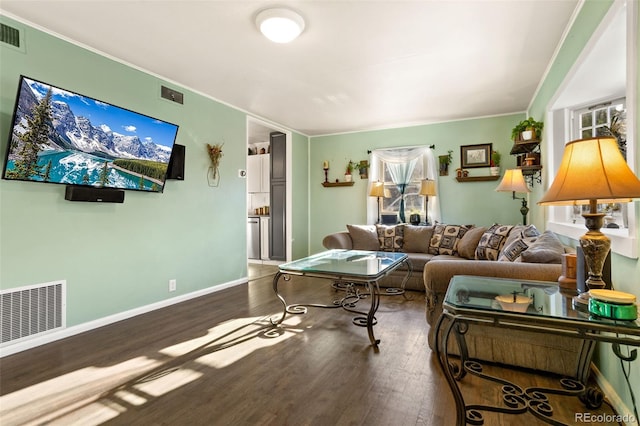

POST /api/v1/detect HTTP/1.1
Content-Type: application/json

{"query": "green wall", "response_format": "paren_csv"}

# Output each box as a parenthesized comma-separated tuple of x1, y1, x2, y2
(0, 17, 309, 329)
(528, 0, 639, 415)
(308, 113, 525, 253)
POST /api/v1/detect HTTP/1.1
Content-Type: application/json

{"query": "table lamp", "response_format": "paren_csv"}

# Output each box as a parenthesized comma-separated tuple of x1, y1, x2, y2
(538, 136, 640, 298)
(419, 179, 437, 225)
(495, 169, 531, 225)
(369, 181, 386, 224)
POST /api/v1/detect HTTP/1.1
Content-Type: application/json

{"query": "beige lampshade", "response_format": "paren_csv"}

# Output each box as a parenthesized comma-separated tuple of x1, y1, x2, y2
(419, 179, 437, 196)
(538, 137, 640, 206)
(495, 169, 531, 193)
(369, 181, 385, 197)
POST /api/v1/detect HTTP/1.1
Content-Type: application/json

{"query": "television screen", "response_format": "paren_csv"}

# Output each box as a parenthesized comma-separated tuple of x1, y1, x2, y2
(2, 76, 179, 193)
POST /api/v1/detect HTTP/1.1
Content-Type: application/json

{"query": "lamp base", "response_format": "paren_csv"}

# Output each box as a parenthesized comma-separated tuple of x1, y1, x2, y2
(580, 211, 610, 289)
(519, 197, 529, 225)
(572, 292, 591, 312)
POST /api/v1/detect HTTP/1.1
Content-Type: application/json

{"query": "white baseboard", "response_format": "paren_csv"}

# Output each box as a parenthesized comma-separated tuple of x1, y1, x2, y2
(591, 364, 638, 425)
(248, 259, 282, 266)
(0, 277, 248, 358)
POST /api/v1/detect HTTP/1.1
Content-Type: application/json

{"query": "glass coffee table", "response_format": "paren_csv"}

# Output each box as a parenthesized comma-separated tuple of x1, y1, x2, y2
(271, 249, 411, 348)
(434, 275, 640, 425)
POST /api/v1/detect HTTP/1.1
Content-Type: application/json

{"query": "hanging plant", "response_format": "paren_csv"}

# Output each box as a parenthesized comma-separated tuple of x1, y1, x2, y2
(207, 143, 224, 179)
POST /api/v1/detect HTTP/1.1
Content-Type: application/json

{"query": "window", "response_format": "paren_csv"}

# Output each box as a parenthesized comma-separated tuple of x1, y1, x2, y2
(381, 159, 425, 217)
(367, 146, 439, 225)
(575, 99, 626, 149)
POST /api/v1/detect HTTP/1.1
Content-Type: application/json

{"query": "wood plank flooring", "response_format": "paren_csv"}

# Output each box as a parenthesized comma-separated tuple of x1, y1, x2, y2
(0, 266, 622, 425)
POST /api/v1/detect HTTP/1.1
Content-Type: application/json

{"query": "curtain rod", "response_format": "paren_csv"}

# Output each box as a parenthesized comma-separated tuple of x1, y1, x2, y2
(367, 144, 434, 154)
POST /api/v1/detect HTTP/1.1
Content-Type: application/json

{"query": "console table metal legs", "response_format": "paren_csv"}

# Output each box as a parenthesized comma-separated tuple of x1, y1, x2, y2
(434, 313, 612, 426)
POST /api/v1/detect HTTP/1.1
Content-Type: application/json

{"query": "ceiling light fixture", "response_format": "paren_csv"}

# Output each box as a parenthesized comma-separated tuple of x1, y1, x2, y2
(256, 8, 305, 43)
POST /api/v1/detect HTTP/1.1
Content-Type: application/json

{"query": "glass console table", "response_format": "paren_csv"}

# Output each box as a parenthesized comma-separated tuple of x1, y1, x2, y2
(434, 275, 640, 425)
(271, 249, 411, 348)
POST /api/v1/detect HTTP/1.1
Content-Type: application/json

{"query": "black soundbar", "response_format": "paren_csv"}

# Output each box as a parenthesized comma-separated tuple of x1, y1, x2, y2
(64, 185, 125, 203)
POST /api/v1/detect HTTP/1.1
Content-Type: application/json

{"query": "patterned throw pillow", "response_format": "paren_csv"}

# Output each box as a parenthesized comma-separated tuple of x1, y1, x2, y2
(502, 225, 540, 249)
(475, 224, 514, 261)
(498, 225, 541, 262)
(428, 224, 470, 255)
(376, 224, 404, 252)
(498, 236, 539, 262)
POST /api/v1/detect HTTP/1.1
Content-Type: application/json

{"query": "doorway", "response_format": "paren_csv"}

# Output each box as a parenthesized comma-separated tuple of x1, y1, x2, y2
(246, 117, 291, 267)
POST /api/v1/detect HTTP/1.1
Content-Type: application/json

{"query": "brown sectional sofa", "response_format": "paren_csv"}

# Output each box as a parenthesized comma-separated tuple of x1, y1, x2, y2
(322, 225, 432, 291)
(323, 223, 583, 377)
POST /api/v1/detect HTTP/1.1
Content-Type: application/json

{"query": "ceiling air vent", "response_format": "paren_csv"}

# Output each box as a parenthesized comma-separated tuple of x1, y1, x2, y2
(1, 23, 20, 48)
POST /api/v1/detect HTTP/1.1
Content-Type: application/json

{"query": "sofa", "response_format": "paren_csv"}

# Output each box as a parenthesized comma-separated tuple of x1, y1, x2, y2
(323, 223, 583, 377)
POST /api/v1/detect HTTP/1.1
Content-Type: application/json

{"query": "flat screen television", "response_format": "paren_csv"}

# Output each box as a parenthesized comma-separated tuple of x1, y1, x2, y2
(2, 76, 179, 193)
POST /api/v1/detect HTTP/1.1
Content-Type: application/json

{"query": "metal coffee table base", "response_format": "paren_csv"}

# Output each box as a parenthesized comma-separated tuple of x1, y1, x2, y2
(271, 271, 383, 347)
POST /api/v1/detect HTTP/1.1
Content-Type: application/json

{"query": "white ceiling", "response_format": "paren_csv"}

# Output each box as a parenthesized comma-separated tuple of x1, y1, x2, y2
(1, 0, 580, 138)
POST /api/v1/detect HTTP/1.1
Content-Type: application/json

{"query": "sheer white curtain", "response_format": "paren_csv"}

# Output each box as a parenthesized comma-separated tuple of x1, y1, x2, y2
(366, 146, 440, 225)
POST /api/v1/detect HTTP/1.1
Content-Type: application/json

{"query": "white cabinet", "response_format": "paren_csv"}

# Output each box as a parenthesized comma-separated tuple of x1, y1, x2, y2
(247, 154, 270, 193)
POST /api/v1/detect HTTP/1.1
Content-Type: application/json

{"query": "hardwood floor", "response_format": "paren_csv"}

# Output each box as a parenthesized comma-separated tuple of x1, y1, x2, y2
(0, 266, 621, 425)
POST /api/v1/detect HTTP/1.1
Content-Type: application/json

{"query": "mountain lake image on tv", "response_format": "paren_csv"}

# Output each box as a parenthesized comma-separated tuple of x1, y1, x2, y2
(2, 76, 179, 192)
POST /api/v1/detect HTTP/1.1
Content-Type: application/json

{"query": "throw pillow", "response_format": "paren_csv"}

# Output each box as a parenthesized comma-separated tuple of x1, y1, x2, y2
(376, 224, 404, 252)
(520, 230, 565, 264)
(457, 226, 487, 259)
(402, 225, 433, 253)
(428, 224, 470, 255)
(475, 224, 514, 261)
(346, 224, 379, 251)
(498, 236, 539, 262)
(502, 224, 540, 249)
(497, 225, 541, 262)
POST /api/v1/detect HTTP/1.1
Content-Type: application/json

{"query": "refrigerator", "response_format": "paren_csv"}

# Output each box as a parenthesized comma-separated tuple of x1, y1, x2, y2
(247, 217, 260, 259)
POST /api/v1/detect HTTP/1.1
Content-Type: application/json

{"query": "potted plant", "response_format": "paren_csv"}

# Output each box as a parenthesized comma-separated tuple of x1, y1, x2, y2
(358, 160, 369, 179)
(490, 150, 501, 176)
(345, 160, 357, 182)
(408, 209, 421, 226)
(512, 117, 543, 141)
(600, 112, 627, 159)
(439, 150, 453, 176)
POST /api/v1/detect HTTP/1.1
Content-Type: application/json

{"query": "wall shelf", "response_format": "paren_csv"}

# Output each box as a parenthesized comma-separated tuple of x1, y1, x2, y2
(509, 138, 542, 186)
(322, 181, 355, 187)
(455, 175, 500, 183)
(510, 139, 540, 155)
(519, 165, 543, 185)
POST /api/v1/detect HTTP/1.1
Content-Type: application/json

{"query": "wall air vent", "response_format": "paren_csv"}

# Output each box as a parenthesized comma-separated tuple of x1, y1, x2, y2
(1, 23, 21, 48)
(1, 280, 66, 347)
(161, 85, 184, 105)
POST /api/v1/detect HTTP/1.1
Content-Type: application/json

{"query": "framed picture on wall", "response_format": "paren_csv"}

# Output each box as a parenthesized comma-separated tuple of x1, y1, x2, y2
(460, 143, 492, 168)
